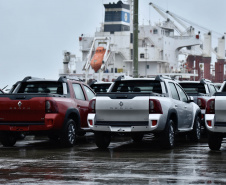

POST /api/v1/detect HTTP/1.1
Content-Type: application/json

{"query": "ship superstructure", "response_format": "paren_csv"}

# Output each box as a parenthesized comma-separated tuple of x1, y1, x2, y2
(60, 1, 226, 82)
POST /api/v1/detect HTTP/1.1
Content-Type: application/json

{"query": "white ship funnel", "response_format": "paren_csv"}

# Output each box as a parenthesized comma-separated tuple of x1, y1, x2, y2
(63, 51, 70, 74)
(217, 36, 225, 59)
(203, 32, 212, 57)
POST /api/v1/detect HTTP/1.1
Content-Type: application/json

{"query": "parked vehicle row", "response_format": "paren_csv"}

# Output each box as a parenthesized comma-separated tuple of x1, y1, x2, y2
(0, 76, 95, 147)
(0, 75, 223, 151)
(87, 75, 201, 149)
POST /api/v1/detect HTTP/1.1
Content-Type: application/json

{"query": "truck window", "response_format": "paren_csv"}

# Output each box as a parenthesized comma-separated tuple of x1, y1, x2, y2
(90, 83, 111, 93)
(111, 80, 162, 93)
(72, 84, 85, 101)
(168, 83, 180, 100)
(209, 85, 216, 94)
(17, 82, 63, 94)
(179, 83, 206, 94)
(222, 85, 226, 92)
(83, 85, 95, 101)
(176, 84, 188, 102)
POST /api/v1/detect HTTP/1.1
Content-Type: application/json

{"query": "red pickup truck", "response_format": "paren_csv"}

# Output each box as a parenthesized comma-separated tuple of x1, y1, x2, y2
(0, 76, 95, 147)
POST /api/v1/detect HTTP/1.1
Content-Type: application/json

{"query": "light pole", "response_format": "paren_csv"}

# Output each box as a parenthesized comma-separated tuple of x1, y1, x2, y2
(133, 0, 139, 78)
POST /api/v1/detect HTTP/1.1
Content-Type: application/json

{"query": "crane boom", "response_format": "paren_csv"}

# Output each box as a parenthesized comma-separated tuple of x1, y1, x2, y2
(149, 2, 183, 35)
(166, 11, 187, 30)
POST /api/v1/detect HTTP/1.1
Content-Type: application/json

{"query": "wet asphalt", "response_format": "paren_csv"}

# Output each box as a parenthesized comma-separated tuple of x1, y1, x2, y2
(0, 134, 226, 185)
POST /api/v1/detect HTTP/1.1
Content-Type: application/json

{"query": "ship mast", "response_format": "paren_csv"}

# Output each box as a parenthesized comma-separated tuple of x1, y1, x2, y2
(133, 0, 138, 78)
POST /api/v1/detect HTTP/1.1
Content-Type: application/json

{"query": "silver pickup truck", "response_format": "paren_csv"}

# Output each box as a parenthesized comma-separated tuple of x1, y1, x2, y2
(205, 81, 226, 150)
(87, 75, 201, 149)
(179, 79, 217, 131)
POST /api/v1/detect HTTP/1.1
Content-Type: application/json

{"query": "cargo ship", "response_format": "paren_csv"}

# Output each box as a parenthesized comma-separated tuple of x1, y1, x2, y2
(59, 1, 226, 83)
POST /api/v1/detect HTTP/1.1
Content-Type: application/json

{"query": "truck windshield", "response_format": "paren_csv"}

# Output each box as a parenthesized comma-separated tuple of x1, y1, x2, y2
(179, 83, 206, 94)
(17, 82, 63, 94)
(111, 80, 162, 93)
(90, 83, 111, 93)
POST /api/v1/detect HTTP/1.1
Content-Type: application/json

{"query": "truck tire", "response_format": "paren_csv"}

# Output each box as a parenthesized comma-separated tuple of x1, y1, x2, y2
(131, 133, 144, 143)
(60, 119, 76, 147)
(189, 116, 201, 142)
(0, 132, 17, 147)
(161, 119, 175, 149)
(208, 132, 222, 151)
(94, 132, 111, 149)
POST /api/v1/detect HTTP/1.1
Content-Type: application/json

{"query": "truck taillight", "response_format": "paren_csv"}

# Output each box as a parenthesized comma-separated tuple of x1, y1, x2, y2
(149, 99, 163, 114)
(89, 99, 96, 113)
(197, 98, 206, 109)
(206, 99, 215, 114)
(45, 100, 58, 113)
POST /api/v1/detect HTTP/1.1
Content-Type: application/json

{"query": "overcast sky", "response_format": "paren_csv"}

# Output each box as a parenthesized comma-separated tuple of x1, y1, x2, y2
(0, 0, 225, 89)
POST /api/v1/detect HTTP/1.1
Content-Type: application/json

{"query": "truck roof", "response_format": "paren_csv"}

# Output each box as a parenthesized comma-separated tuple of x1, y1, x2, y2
(93, 81, 113, 84)
(119, 78, 155, 81)
(179, 79, 213, 84)
(17, 76, 84, 84)
(115, 75, 173, 82)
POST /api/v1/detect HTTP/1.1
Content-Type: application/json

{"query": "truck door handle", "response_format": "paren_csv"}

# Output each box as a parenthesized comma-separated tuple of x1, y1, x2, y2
(184, 106, 187, 109)
(175, 105, 178, 108)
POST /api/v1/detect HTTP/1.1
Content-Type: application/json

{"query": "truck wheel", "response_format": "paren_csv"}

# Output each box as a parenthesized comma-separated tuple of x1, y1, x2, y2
(94, 132, 111, 149)
(162, 119, 175, 149)
(60, 119, 76, 147)
(190, 116, 201, 142)
(0, 132, 17, 147)
(131, 133, 144, 143)
(208, 132, 222, 151)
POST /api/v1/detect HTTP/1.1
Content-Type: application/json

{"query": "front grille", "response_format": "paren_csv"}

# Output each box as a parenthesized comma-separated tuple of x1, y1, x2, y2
(95, 121, 149, 127)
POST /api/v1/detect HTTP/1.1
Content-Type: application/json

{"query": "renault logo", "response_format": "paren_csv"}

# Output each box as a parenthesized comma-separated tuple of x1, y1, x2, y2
(18, 101, 22, 107)
(119, 101, 123, 107)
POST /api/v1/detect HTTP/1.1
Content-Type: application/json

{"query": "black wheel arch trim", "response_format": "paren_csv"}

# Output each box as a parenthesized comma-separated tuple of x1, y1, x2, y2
(63, 108, 81, 130)
(166, 108, 178, 130)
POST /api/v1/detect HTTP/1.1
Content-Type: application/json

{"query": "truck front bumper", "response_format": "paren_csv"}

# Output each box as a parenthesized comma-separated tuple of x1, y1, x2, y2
(87, 114, 164, 132)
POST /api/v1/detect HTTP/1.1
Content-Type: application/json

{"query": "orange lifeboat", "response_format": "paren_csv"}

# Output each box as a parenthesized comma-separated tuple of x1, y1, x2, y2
(90, 47, 106, 72)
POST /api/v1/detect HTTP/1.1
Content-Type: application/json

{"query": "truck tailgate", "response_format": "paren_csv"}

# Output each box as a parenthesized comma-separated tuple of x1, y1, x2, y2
(0, 96, 46, 124)
(215, 96, 226, 122)
(96, 96, 149, 123)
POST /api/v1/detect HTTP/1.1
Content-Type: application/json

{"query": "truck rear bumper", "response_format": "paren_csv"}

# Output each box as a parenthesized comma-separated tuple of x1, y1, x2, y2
(87, 113, 163, 132)
(205, 114, 226, 133)
(0, 114, 61, 132)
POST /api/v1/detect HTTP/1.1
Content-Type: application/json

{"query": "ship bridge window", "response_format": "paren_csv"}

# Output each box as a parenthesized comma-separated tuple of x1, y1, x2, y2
(165, 30, 170, 36)
(153, 29, 158, 34)
(140, 53, 145, 58)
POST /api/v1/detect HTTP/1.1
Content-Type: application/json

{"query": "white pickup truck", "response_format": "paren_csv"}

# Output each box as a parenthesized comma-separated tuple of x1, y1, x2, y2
(205, 81, 226, 150)
(87, 75, 201, 149)
(179, 79, 217, 132)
